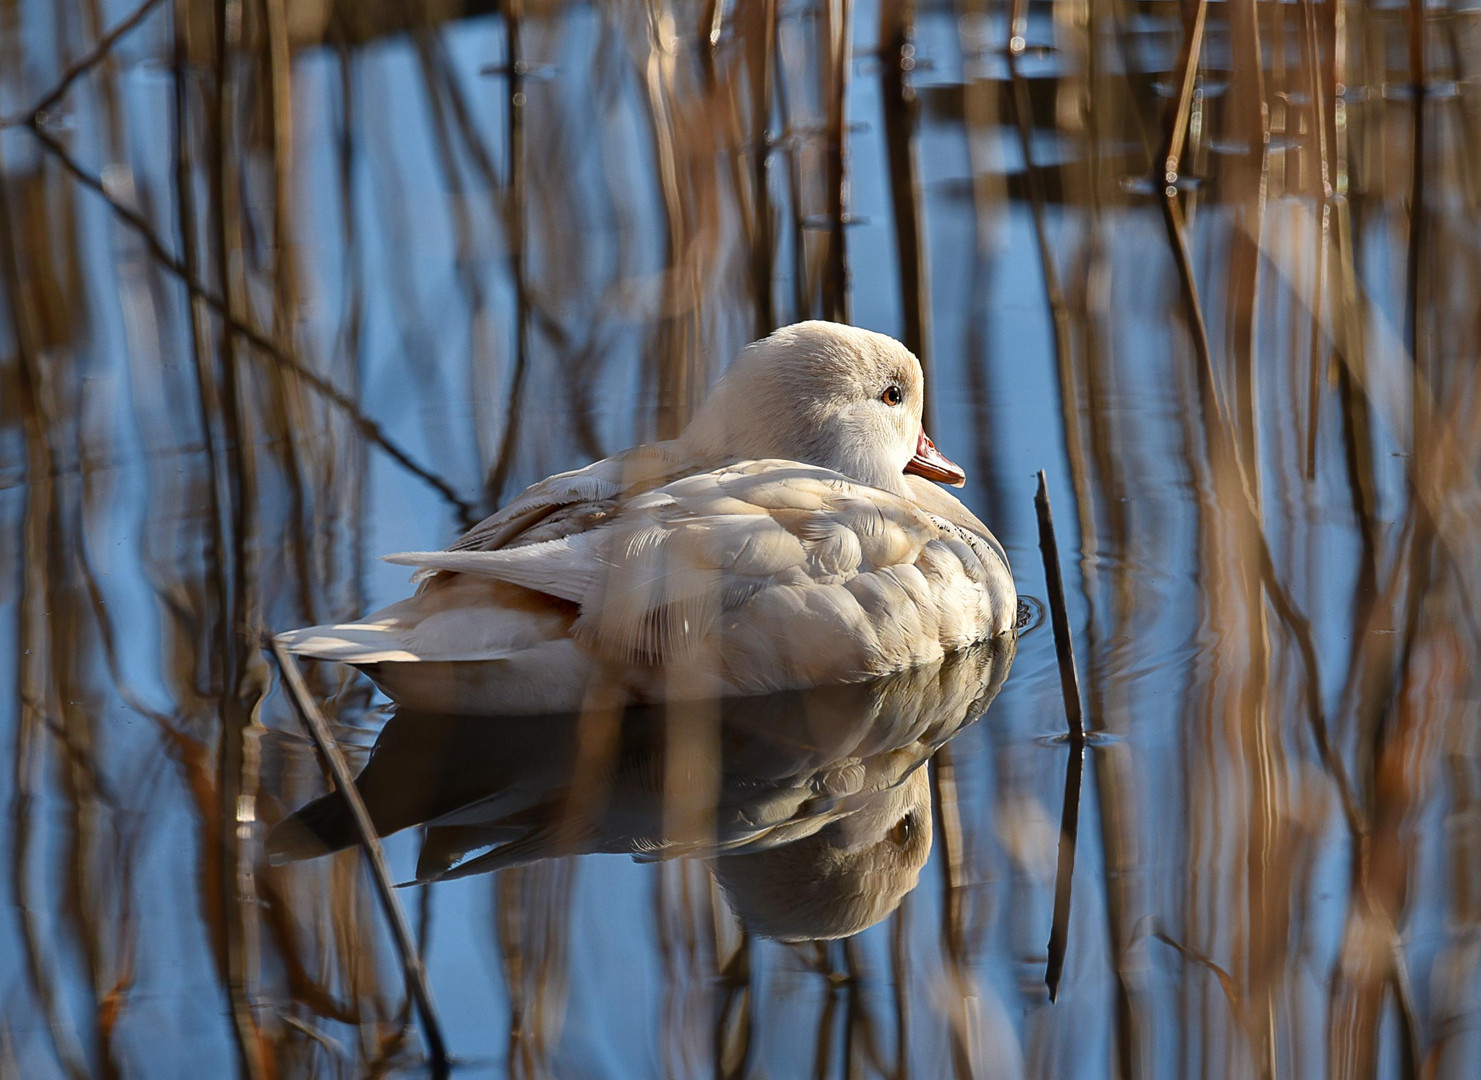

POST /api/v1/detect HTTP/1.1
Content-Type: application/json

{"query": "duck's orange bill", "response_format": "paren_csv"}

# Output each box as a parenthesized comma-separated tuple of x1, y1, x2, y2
(906, 428, 966, 487)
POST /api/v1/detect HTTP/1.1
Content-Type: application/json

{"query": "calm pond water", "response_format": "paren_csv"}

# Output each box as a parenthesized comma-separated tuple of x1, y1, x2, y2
(3, 0, 1480, 1077)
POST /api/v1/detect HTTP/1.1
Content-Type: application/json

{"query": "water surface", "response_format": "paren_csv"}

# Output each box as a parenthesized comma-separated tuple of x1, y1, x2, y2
(2, 0, 1479, 1077)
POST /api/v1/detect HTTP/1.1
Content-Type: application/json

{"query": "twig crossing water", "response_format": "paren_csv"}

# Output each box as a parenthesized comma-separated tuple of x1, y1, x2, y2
(269, 641, 450, 1078)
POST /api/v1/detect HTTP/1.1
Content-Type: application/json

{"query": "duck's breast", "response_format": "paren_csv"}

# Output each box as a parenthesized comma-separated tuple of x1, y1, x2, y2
(690, 465, 1016, 693)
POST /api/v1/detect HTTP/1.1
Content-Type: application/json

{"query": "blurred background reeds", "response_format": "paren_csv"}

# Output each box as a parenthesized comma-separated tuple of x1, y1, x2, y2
(2, 0, 1480, 1076)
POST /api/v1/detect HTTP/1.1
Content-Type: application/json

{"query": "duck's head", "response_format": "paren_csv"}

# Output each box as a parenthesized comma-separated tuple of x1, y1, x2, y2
(682, 321, 965, 494)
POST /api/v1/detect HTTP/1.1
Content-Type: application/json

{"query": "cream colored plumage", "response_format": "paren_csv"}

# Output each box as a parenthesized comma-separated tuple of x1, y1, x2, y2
(277, 322, 1017, 714)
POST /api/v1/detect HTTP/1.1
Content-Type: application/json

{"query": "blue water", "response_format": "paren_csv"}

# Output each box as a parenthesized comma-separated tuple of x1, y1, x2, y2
(3, 0, 1479, 1077)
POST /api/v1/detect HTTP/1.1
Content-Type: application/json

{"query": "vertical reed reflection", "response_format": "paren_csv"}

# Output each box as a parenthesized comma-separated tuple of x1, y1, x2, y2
(2, 0, 1481, 1076)
(878, 0, 928, 370)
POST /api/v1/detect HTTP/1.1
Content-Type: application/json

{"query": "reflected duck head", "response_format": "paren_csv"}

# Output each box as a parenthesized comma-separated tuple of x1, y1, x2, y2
(709, 767, 933, 941)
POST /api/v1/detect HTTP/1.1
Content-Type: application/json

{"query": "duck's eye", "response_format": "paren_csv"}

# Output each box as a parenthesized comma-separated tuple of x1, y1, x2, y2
(881, 385, 903, 407)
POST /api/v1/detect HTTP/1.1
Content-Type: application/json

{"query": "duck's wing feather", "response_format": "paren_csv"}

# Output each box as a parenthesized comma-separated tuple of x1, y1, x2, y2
(385, 461, 942, 668)
(274, 443, 692, 675)
(446, 440, 693, 555)
(387, 535, 601, 605)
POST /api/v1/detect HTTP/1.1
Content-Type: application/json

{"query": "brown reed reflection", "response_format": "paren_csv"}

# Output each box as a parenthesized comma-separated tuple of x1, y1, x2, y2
(4, 0, 1481, 1077)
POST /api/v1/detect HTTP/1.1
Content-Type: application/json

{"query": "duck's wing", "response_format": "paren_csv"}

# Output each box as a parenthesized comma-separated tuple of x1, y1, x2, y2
(275, 442, 694, 673)
(384, 461, 947, 670)
(445, 440, 693, 555)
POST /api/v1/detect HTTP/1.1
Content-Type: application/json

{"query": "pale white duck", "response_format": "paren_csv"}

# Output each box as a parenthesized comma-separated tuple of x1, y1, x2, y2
(277, 321, 1017, 714)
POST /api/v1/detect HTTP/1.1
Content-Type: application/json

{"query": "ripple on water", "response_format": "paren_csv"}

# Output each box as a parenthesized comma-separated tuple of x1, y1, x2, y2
(1016, 594, 1046, 634)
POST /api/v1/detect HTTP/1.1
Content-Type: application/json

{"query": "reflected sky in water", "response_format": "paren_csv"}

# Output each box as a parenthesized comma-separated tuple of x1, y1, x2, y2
(3, 0, 1481, 1077)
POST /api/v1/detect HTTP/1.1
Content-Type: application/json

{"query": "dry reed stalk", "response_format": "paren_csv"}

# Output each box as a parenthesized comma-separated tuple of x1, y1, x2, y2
(744, 0, 778, 336)
(1033, 472, 1086, 1003)
(820, 0, 853, 324)
(165, 6, 264, 1073)
(486, 0, 530, 504)
(711, 913, 753, 1080)
(1169, 280, 1251, 1078)
(1221, 0, 1269, 476)
(842, 934, 891, 1076)
(1065, 0, 1132, 626)
(0, 137, 100, 1080)
(1006, 0, 1098, 569)
(889, 893, 909, 1080)
(772, 7, 814, 322)
(953, 0, 1012, 545)
(208, 7, 274, 1068)
(325, 33, 374, 647)
(1440, 12, 1481, 209)
(654, 857, 681, 1076)
(1069, 5, 1147, 1074)
(927, 746, 975, 1080)
(496, 871, 531, 1079)
(807, 939, 840, 1080)
(77, 0, 131, 160)
(1327, 574, 1446, 1076)
(657, 856, 719, 1077)
(1320, 188, 1481, 1063)
(257, 0, 316, 621)
(1247, 182, 1481, 924)
(878, 0, 929, 371)
(1220, 11, 1288, 1070)
(495, 854, 576, 1080)
(630, 0, 761, 440)
(639, 3, 696, 443)
(1399, 0, 1438, 711)
(170, 0, 225, 712)
(1034, 472, 1086, 744)
(1157, 0, 1362, 858)
(1179, 9, 1378, 1067)
(1296, 0, 1332, 481)
(955, 0, 1006, 258)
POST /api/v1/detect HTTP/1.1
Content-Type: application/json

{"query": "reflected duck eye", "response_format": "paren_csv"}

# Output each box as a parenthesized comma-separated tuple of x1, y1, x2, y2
(881, 385, 903, 406)
(888, 812, 916, 847)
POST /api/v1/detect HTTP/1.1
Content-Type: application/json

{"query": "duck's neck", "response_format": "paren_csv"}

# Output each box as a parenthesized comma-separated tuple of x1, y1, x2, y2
(678, 426, 910, 495)
(678, 372, 913, 494)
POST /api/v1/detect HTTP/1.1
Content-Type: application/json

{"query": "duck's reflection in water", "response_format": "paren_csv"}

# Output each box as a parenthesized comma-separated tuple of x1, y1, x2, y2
(271, 635, 1013, 941)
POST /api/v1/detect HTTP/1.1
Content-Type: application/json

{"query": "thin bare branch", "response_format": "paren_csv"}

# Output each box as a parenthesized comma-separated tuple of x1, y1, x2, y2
(0, 0, 166, 129)
(270, 641, 450, 1078)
